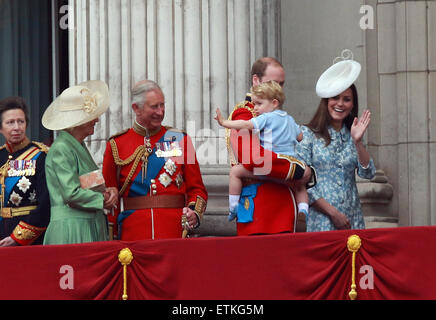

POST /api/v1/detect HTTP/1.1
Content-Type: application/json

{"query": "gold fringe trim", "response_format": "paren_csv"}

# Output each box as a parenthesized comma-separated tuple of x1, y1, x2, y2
(109, 139, 149, 196)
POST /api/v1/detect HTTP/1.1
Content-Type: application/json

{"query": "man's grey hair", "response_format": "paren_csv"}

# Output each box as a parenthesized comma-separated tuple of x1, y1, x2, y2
(131, 80, 162, 107)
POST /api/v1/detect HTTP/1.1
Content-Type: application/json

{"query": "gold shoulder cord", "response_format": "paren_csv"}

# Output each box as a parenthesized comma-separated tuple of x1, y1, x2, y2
(0, 158, 10, 212)
(109, 139, 149, 196)
(32, 141, 49, 153)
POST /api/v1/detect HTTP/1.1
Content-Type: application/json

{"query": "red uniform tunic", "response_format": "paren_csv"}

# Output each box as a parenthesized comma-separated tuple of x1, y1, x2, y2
(229, 96, 298, 235)
(102, 124, 207, 240)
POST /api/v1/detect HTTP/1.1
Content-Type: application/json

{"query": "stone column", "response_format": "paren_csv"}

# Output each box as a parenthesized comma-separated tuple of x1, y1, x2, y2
(68, 0, 282, 236)
(373, 0, 435, 227)
(280, 0, 396, 228)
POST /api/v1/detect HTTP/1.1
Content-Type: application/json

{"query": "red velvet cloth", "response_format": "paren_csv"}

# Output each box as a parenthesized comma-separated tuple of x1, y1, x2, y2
(1, 226, 436, 300)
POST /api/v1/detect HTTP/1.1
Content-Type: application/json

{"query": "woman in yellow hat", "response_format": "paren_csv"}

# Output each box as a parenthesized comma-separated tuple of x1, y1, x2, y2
(42, 80, 118, 244)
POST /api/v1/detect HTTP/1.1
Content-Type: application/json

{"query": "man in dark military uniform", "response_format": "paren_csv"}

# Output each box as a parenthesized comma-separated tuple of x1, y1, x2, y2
(0, 97, 50, 246)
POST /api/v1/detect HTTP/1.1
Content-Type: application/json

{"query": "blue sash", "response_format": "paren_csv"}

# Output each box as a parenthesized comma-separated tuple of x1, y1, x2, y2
(237, 183, 261, 223)
(117, 130, 185, 237)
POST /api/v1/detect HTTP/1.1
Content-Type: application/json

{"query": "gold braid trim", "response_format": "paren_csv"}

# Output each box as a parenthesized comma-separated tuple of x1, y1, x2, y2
(12, 222, 45, 241)
(0, 158, 10, 212)
(110, 139, 144, 166)
(193, 195, 207, 219)
(225, 101, 257, 166)
(109, 139, 149, 196)
(277, 154, 306, 180)
(32, 141, 49, 153)
(13, 225, 36, 240)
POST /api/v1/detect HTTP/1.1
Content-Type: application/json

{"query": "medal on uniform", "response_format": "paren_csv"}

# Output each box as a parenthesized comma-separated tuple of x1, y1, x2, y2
(175, 173, 183, 189)
(170, 141, 182, 157)
(155, 141, 182, 158)
(7, 160, 36, 177)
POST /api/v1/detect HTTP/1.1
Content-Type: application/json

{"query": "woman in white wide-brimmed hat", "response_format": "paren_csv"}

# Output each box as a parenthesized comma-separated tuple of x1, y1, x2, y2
(296, 50, 376, 232)
(42, 80, 118, 245)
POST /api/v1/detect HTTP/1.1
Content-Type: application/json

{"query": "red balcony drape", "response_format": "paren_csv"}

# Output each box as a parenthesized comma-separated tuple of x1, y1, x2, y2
(1, 226, 435, 300)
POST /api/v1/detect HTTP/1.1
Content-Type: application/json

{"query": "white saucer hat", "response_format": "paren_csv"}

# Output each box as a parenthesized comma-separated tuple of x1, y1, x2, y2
(42, 80, 110, 131)
(315, 49, 361, 98)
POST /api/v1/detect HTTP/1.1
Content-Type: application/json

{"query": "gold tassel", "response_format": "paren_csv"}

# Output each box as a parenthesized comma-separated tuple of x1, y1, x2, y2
(118, 248, 134, 300)
(347, 235, 362, 300)
(0, 156, 12, 212)
(181, 214, 189, 238)
(182, 229, 188, 238)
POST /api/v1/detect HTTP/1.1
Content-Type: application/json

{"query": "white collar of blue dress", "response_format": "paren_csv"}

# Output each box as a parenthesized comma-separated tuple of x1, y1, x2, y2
(328, 125, 349, 142)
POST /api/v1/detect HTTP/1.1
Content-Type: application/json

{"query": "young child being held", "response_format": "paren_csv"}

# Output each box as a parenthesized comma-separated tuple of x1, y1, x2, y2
(215, 80, 310, 231)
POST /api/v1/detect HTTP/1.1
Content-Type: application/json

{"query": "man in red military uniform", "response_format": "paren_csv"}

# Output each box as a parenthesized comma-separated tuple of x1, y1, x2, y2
(228, 57, 315, 235)
(102, 80, 207, 240)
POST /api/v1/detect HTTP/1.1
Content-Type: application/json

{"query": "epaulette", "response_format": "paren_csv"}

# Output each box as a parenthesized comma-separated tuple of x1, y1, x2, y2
(32, 141, 49, 153)
(164, 126, 186, 135)
(233, 100, 247, 110)
(226, 97, 256, 166)
(230, 101, 257, 119)
(0, 145, 6, 151)
(108, 128, 129, 141)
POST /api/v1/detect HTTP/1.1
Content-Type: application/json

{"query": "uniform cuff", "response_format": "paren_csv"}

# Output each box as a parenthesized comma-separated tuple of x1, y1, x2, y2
(188, 196, 207, 229)
(11, 221, 46, 246)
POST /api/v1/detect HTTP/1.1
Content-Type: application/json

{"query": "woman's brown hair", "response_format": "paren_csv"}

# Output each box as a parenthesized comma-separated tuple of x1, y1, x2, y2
(306, 84, 359, 146)
(0, 96, 29, 129)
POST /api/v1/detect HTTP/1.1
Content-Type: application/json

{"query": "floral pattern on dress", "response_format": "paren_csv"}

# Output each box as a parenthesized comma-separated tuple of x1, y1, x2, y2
(296, 125, 376, 232)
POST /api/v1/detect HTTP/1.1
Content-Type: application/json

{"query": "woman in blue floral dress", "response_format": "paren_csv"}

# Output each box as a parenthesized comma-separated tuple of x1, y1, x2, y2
(296, 57, 376, 232)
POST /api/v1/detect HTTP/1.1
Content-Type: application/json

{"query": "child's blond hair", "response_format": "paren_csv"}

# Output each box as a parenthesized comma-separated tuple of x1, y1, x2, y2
(250, 80, 285, 108)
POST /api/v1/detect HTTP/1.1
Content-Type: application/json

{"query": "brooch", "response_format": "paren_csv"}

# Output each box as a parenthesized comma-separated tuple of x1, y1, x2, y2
(164, 159, 177, 176)
(158, 173, 172, 188)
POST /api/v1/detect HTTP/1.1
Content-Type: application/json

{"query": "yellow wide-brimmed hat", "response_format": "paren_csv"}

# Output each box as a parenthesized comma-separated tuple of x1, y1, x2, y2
(42, 80, 109, 130)
(316, 50, 361, 98)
